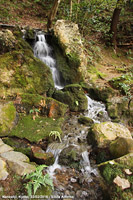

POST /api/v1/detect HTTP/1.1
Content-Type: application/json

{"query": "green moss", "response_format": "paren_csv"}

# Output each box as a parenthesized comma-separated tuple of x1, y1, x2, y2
(9, 114, 64, 142)
(98, 161, 133, 200)
(78, 116, 94, 126)
(0, 102, 16, 135)
(53, 84, 88, 112)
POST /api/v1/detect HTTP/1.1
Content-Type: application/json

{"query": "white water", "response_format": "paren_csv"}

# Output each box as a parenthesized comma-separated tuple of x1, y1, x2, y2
(85, 94, 110, 123)
(34, 33, 64, 90)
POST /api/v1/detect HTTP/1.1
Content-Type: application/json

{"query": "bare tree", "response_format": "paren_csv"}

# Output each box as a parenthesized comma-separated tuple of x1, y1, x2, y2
(47, 0, 61, 31)
(110, 0, 123, 48)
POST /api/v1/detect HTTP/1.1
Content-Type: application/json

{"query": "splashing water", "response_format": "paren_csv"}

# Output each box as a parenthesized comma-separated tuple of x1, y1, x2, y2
(34, 33, 64, 89)
(85, 94, 110, 123)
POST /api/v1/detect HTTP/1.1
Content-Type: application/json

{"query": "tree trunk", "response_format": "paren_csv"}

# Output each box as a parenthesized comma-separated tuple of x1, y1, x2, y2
(47, 0, 61, 31)
(110, 0, 121, 48)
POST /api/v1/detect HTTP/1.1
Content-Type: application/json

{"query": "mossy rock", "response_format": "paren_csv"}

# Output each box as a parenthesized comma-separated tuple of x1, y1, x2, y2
(8, 114, 64, 143)
(0, 49, 54, 98)
(107, 97, 133, 125)
(21, 94, 68, 118)
(0, 102, 17, 135)
(109, 137, 133, 159)
(98, 158, 133, 200)
(78, 116, 94, 126)
(53, 84, 88, 112)
(59, 145, 82, 170)
(87, 122, 132, 148)
(2, 137, 32, 157)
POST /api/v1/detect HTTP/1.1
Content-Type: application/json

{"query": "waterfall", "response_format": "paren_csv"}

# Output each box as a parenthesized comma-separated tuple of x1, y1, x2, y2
(34, 32, 64, 90)
(85, 94, 110, 123)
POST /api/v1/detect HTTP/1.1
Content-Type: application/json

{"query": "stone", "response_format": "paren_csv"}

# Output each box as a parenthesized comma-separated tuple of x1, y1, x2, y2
(124, 169, 132, 175)
(113, 176, 130, 190)
(0, 102, 17, 135)
(7, 160, 36, 176)
(0, 143, 13, 154)
(31, 146, 54, 165)
(0, 151, 29, 162)
(0, 139, 4, 146)
(109, 137, 133, 158)
(78, 116, 94, 126)
(0, 158, 9, 180)
(88, 122, 132, 148)
(53, 84, 88, 112)
(53, 20, 88, 83)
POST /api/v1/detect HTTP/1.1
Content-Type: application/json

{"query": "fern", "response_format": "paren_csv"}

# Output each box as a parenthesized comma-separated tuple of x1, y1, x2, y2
(23, 165, 54, 196)
(49, 131, 62, 142)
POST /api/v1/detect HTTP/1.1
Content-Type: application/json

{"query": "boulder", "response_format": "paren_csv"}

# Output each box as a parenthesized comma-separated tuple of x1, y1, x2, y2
(53, 20, 88, 83)
(0, 158, 9, 180)
(78, 116, 94, 126)
(0, 144, 13, 154)
(53, 84, 88, 112)
(0, 30, 16, 54)
(0, 29, 54, 99)
(88, 122, 132, 148)
(31, 146, 54, 165)
(109, 137, 133, 158)
(0, 151, 29, 162)
(98, 157, 132, 200)
(0, 102, 17, 135)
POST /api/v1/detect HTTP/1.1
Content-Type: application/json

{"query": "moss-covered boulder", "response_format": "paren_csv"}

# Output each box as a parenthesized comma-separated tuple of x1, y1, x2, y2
(109, 137, 133, 159)
(8, 114, 64, 143)
(53, 20, 88, 83)
(80, 82, 116, 103)
(31, 146, 54, 165)
(87, 122, 132, 148)
(59, 145, 85, 170)
(0, 29, 54, 99)
(98, 156, 133, 200)
(107, 96, 133, 126)
(0, 30, 16, 54)
(53, 84, 88, 112)
(21, 94, 68, 118)
(78, 116, 94, 126)
(0, 102, 17, 135)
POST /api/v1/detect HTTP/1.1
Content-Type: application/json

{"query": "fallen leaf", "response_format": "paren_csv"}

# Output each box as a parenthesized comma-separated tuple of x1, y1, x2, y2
(124, 169, 132, 175)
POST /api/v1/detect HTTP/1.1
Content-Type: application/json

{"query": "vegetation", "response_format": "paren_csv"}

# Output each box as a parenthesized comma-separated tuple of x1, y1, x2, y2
(23, 165, 54, 196)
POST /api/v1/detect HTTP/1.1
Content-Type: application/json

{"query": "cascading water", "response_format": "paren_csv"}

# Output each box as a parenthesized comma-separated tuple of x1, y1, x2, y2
(34, 32, 64, 89)
(85, 94, 110, 123)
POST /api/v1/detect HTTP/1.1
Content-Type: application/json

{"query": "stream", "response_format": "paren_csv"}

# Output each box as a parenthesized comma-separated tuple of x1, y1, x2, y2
(33, 32, 110, 199)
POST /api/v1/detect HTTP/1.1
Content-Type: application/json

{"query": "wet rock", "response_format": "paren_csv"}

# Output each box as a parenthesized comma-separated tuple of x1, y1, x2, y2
(31, 146, 54, 165)
(78, 116, 94, 126)
(0, 102, 17, 136)
(88, 122, 132, 148)
(59, 145, 82, 170)
(53, 84, 88, 112)
(0, 158, 9, 180)
(109, 137, 133, 158)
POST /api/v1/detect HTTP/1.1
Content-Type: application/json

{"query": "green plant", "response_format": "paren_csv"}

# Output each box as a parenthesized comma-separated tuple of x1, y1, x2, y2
(49, 131, 62, 142)
(29, 107, 40, 120)
(23, 165, 54, 196)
